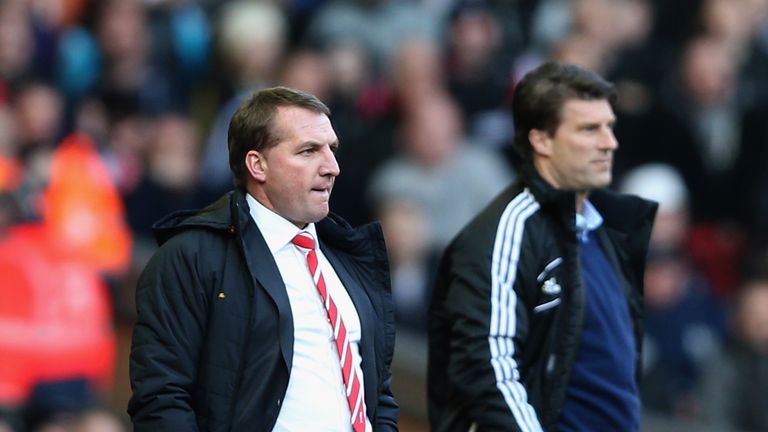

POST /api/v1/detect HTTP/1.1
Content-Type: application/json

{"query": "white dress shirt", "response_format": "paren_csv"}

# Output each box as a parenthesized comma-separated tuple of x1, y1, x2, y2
(246, 194, 371, 432)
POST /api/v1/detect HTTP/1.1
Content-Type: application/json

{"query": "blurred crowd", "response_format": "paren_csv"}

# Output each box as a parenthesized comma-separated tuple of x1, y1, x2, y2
(0, 0, 767, 431)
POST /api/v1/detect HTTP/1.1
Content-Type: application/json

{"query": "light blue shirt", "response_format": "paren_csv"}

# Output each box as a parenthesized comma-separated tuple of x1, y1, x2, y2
(575, 200, 603, 243)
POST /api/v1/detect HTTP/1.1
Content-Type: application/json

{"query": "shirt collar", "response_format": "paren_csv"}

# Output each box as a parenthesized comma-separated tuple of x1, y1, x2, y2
(575, 199, 603, 243)
(246, 193, 317, 254)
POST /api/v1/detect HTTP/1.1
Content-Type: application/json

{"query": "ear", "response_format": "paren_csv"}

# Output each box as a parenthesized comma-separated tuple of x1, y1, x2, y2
(529, 129, 553, 157)
(245, 150, 267, 183)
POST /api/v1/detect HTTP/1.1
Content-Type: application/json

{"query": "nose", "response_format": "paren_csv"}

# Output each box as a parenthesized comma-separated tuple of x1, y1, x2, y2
(600, 127, 619, 151)
(320, 146, 340, 177)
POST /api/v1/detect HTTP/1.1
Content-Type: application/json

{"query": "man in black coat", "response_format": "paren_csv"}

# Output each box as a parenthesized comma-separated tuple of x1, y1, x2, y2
(128, 87, 398, 431)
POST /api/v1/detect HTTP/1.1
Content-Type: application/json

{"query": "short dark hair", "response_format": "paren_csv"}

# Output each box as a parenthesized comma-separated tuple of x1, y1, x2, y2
(511, 62, 616, 166)
(227, 86, 331, 188)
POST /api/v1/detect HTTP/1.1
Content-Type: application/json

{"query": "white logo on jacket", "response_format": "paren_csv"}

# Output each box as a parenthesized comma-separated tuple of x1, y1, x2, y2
(542, 277, 561, 295)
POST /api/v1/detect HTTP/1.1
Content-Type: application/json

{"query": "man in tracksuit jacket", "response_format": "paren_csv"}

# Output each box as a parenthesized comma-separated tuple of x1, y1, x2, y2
(428, 62, 657, 431)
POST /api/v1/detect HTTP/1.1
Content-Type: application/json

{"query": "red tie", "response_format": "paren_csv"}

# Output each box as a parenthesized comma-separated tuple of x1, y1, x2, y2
(292, 232, 367, 432)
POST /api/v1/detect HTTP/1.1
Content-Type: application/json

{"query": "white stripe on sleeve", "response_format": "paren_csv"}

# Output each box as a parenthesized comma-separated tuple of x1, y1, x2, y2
(489, 189, 543, 432)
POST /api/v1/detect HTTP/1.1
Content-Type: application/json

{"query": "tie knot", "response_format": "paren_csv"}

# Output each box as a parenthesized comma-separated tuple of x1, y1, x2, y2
(291, 232, 316, 250)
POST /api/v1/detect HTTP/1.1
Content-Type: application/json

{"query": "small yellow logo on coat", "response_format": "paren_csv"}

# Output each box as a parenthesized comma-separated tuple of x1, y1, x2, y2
(218, 292, 226, 299)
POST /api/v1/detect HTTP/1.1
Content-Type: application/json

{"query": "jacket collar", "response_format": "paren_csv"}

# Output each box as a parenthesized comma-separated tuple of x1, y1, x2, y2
(152, 192, 234, 246)
(151, 188, 388, 263)
(519, 163, 658, 238)
(520, 164, 579, 235)
(521, 163, 575, 209)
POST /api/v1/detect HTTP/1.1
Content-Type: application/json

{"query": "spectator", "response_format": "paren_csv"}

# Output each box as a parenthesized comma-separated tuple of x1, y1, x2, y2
(199, 0, 288, 197)
(124, 113, 206, 242)
(701, 271, 768, 431)
(324, 40, 398, 226)
(445, 0, 515, 150)
(621, 164, 727, 419)
(71, 407, 127, 432)
(656, 34, 753, 225)
(368, 93, 512, 254)
(92, 0, 179, 115)
(378, 198, 434, 332)
(305, 0, 439, 75)
(0, 1, 35, 90)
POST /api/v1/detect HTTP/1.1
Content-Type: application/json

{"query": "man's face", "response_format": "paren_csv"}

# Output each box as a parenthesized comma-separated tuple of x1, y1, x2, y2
(738, 283, 768, 348)
(533, 99, 617, 191)
(253, 106, 340, 227)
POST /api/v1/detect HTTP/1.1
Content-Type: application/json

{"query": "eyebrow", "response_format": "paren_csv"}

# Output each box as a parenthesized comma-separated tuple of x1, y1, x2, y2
(578, 118, 616, 128)
(300, 140, 340, 150)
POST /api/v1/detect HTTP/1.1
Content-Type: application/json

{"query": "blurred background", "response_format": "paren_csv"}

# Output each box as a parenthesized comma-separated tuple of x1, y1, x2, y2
(1, 0, 768, 431)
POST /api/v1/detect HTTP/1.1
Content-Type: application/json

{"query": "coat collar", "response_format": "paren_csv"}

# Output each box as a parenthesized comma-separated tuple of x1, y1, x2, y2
(152, 189, 387, 260)
(519, 163, 658, 239)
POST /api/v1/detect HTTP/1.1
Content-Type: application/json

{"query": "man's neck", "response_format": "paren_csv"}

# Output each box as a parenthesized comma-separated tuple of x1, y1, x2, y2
(575, 192, 588, 213)
(529, 162, 590, 212)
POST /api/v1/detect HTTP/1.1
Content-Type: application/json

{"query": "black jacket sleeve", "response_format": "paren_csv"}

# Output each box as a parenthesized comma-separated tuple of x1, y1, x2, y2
(376, 366, 399, 431)
(432, 227, 544, 432)
(128, 237, 209, 431)
(376, 251, 400, 432)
